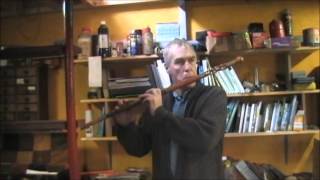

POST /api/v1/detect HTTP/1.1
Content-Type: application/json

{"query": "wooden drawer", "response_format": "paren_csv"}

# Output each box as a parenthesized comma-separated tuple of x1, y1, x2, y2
(16, 95, 38, 104)
(16, 104, 38, 112)
(16, 112, 39, 121)
(0, 87, 16, 95)
(0, 96, 16, 104)
(15, 77, 38, 85)
(16, 67, 38, 77)
(0, 78, 16, 86)
(15, 85, 38, 95)
(0, 67, 15, 77)
(0, 104, 16, 112)
(0, 113, 15, 121)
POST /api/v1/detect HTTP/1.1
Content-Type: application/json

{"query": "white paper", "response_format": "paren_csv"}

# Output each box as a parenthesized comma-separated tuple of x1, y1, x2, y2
(26, 169, 58, 176)
(88, 56, 102, 87)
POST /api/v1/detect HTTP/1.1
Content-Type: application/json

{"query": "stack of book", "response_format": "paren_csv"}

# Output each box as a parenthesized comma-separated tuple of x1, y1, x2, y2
(198, 58, 245, 94)
(292, 71, 316, 90)
(108, 77, 152, 98)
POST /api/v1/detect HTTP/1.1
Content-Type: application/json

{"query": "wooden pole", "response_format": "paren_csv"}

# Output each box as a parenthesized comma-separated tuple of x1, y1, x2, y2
(63, 0, 80, 179)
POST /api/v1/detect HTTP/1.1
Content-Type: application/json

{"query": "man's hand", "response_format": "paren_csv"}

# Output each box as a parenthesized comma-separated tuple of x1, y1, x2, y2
(139, 88, 163, 115)
(113, 99, 143, 126)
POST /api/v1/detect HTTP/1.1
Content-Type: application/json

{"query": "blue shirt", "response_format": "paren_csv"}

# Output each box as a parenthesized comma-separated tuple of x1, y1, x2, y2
(170, 91, 189, 175)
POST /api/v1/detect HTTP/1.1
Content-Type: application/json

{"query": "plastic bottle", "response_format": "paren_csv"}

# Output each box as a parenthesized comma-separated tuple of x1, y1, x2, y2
(98, 21, 110, 57)
(142, 27, 154, 55)
(281, 9, 293, 36)
(135, 29, 143, 55)
(77, 27, 92, 59)
(85, 107, 93, 137)
(129, 30, 137, 55)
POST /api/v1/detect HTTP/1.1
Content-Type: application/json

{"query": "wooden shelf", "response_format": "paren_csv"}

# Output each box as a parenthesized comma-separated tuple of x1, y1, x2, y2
(79, 90, 320, 104)
(201, 46, 319, 56)
(74, 54, 159, 64)
(80, 130, 319, 141)
(225, 130, 319, 138)
(81, 136, 118, 141)
(227, 89, 320, 97)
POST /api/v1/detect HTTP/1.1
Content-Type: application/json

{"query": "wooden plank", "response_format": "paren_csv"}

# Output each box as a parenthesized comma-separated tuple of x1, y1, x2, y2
(80, 130, 319, 141)
(74, 54, 159, 64)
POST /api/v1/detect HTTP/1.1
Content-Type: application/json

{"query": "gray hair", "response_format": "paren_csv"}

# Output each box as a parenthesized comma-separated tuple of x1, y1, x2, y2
(162, 39, 197, 68)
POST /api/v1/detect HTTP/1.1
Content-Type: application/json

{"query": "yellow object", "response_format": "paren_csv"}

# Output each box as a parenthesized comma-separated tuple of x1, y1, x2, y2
(293, 82, 316, 90)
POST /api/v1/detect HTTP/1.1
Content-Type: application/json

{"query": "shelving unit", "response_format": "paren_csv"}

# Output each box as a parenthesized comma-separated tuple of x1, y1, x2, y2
(69, 0, 320, 178)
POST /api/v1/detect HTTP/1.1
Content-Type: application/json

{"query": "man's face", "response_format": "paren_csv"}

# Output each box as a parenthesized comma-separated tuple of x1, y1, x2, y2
(166, 45, 198, 88)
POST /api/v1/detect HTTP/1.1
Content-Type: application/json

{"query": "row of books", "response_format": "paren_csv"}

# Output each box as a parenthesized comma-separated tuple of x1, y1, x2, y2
(225, 95, 299, 133)
(148, 58, 245, 94)
(198, 58, 245, 94)
(147, 60, 171, 89)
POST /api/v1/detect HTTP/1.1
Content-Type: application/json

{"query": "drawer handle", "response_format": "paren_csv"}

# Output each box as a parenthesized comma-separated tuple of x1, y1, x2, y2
(24, 107, 30, 111)
(24, 98, 30, 103)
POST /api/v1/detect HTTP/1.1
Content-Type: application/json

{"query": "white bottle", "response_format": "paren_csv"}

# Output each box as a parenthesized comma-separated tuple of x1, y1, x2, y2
(142, 27, 154, 55)
(85, 108, 94, 137)
(77, 27, 92, 59)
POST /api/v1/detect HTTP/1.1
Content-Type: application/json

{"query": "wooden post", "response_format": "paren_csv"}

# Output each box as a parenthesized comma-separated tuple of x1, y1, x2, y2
(63, 0, 81, 179)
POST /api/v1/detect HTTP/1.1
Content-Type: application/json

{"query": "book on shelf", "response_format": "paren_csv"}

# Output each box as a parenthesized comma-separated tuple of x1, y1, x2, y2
(253, 101, 263, 132)
(156, 59, 171, 88)
(235, 160, 259, 180)
(280, 102, 290, 131)
(288, 95, 298, 130)
(146, 63, 162, 88)
(242, 103, 251, 133)
(238, 103, 246, 133)
(270, 101, 280, 132)
(293, 110, 305, 131)
(263, 103, 273, 131)
(107, 76, 152, 97)
(248, 103, 256, 133)
(226, 100, 240, 132)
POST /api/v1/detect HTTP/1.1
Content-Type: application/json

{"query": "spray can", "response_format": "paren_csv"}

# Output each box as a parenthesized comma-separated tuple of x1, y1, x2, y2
(281, 9, 293, 36)
(142, 27, 154, 55)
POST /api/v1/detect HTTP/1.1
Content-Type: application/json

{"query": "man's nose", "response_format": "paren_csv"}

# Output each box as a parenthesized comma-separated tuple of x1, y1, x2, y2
(183, 61, 192, 71)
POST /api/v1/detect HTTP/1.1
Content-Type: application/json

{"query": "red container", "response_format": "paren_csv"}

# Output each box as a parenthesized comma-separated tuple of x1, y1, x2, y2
(269, 19, 285, 38)
(206, 31, 232, 52)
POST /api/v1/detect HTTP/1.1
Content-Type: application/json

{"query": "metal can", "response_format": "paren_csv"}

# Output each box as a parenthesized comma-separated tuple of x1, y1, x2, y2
(303, 28, 320, 46)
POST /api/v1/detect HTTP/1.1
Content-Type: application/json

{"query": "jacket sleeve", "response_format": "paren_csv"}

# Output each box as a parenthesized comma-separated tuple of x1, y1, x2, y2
(154, 88, 227, 153)
(115, 111, 152, 157)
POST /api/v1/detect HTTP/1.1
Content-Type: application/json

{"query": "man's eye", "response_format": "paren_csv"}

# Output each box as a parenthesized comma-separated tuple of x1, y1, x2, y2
(175, 58, 185, 65)
(188, 58, 196, 64)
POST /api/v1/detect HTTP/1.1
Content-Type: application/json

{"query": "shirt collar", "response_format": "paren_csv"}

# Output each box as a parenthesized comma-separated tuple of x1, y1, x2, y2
(173, 88, 191, 102)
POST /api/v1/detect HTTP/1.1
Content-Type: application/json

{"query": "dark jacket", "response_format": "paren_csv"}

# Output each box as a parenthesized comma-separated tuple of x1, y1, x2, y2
(116, 84, 227, 180)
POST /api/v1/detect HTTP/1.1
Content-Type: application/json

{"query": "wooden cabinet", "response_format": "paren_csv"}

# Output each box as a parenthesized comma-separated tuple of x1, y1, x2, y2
(0, 64, 48, 122)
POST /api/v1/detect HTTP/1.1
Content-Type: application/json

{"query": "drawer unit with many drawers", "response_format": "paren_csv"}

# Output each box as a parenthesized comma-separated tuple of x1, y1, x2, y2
(0, 64, 48, 121)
